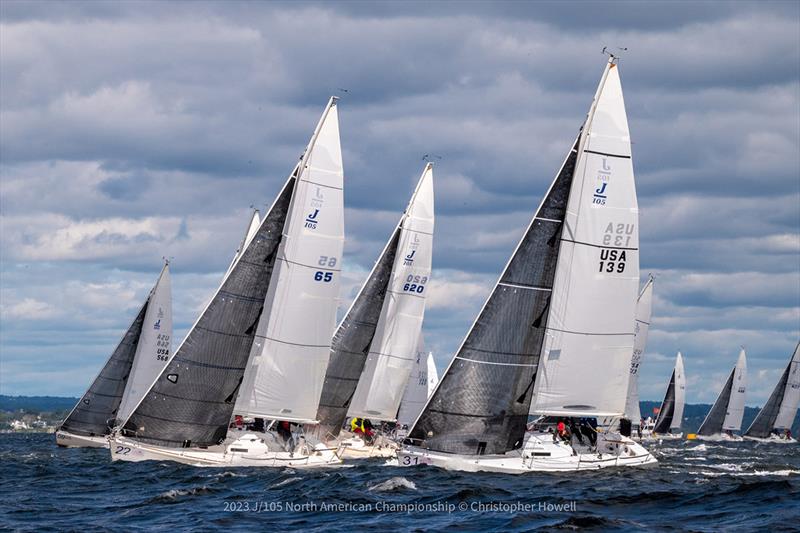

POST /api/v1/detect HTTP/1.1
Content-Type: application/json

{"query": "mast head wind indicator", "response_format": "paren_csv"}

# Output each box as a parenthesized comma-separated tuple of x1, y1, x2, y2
(602, 46, 627, 63)
(421, 154, 442, 162)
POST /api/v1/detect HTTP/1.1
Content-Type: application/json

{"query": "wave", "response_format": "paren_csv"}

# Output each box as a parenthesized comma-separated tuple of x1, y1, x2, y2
(368, 476, 417, 492)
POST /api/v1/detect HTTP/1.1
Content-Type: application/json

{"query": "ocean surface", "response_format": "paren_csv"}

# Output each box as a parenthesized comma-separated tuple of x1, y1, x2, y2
(2, 433, 798, 532)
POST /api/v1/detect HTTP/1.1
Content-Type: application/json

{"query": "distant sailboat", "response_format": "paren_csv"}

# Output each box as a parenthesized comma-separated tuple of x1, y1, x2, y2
(697, 348, 747, 441)
(56, 263, 172, 448)
(111, 98, 345, 467)
(623, 275, 654, 428)
(647, 352, 686, 439)
(314, 164, 434, 458)
(398, 56, 656, 473)
(744, 341, 799, 443)
(396, 334, 439, 431)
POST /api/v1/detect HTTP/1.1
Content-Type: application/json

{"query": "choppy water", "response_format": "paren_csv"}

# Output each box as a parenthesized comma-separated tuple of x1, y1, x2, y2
(1, 433, 798, 531)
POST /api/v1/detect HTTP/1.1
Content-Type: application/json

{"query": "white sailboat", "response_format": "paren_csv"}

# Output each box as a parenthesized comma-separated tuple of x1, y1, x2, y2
(642, 352, 686, 441)
(397, 334, 439, 432)
(314, 164, 434, 459)
(623, 276, 654, 430)
(56, 263, 172, 448)
(398, 56, 656, 473)
(111, 98, 346, 467)
(697, 348, 747, 441)
(744, 341, 799, 443)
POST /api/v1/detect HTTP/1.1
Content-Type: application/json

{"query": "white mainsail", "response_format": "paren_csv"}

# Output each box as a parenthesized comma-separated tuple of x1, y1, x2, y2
(531, 59, 640, 418)
(347, 164, 435, 421)
(396, 334, 439, 428)
(116, 263, 173, 423)
(722, 348, 747, 431)
(624, 276, 654, 423)
(234, 98, 345, 423)
(774, 343, 800, 429)
(672, 352, 686, 430)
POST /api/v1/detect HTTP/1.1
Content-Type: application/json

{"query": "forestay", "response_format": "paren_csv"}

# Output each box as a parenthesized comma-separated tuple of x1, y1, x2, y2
(407, 137, 579, 456)
(121, 175, 295, 447)
(624, 276, 654, 423)
(347, 164, 434, 421)
(531, 60, 639, 418)
(234, 98, 344, 423)
(116, 264, 172, 424)
(397, 334, 438, 428)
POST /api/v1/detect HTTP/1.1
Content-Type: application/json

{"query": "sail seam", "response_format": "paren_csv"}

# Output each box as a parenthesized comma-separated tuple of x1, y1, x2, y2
(583, 149, 631, 159)
(545, 326, 635, 336)
(455, 355, 538, 367)
(560, 238, 637, 251)
(298, 178, 343, 191)
(278, 256, 342, 272)
(253, 334, 331, 349)
(534, 217, 562, 224)
(498, 282, 552, 292)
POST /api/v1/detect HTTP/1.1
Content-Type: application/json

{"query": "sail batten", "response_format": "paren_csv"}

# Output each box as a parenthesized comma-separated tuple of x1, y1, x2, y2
(317, 164, 434, 436)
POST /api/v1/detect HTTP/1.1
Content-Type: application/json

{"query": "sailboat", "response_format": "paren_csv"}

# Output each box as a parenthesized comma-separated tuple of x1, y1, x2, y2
(314, 164, 434, 459)
(398, 56, 657, 473)
(643, 352, 686, 440)
(225, 208, 261, 276)
(396, 334, 439, 433)
(744, 341, 799, 443)
(697, 348, 747, 441)
(623, 275, 654, 431)
(110, 98, 345, 467)
(56, 263, 172, 448)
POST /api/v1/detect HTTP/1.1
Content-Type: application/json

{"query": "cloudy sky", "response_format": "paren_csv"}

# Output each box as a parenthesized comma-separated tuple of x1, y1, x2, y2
(1, 1, 798, 407)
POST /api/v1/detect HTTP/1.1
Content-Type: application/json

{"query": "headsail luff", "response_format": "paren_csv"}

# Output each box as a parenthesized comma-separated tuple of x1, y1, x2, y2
(233, 97, 345, 423)
(60, 266, 169, 437)
(116, 263, 172, 424)
(121, 174, 295, 446)
(406, 135, 579, 455)
(347, 164, 434, 422)
(315, 164, 434, 437)
(697, 349, 747, 435)
(653, 352, 683, 433)
(531, 58, 640, 418)
(745, 342, 799, 437)
(624, 276, 653, 423)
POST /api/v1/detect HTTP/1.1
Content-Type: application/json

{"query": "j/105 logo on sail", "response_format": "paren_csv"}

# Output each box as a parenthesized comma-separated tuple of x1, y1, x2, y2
(404, 234, 421, 266)
(306, 187, 325, 229)
(592, 158, 611, 206)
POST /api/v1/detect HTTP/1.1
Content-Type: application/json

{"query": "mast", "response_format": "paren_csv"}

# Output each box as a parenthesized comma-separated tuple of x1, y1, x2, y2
(233, 97, 345, 423)
(116, 262, 172, 424)
(624, 275, 654, 423)
(531, 56, 639, 418)
(315, 164, 434, 437)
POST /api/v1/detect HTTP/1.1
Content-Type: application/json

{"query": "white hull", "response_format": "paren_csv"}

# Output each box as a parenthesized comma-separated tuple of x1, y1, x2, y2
(336, 434, 398, 460)
(639, 431, 683, 443)
(55, 430, 108, 449)
(743, 435, 797, 444)
(695, 433, 743, 442)
(397, 432, 657, 473)
(110, 433, 342, 468)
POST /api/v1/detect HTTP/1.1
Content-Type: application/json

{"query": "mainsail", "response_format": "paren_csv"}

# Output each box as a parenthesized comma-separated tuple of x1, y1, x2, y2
(315, 164, 434, 437)
(116, 264, 173, 424)
(397, 334, 439, 428)
(745, 342, 800, 438)
(530, 59, 640, 418)
(60, 266, 170, 437)
(408, 58, 638, 456)
(120, 98, 342, 446)
(233, 97, 344, 423)
(653, 352, 685, 433)
(624, 276, 654, 423)
(698, 349, 747, 436)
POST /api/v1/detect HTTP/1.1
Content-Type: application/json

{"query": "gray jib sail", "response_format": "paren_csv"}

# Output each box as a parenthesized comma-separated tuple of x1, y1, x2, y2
(122, 177, 295, 447)
(697, 367, 735, 436)
(744, 363, 790, 438)
(315, 228, 401, 438)
(407, 138, 578, 456)
(60, 302, 148, 437)
(653, 370, 676, 433)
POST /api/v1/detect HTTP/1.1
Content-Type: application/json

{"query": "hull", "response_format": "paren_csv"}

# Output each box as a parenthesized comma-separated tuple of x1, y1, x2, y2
(55, 430, 108, 449)
(743, 434, 797, 444)
(397, 432, 657, 473)
(336, 434, 398, 460)
(695, 433, 743, 442)
(110, 433, 343, 468)
(639, 432, 683, 443)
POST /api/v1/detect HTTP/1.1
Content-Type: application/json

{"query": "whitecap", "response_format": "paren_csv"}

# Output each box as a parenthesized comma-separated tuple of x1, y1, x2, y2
(367, 476, 417, 492)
